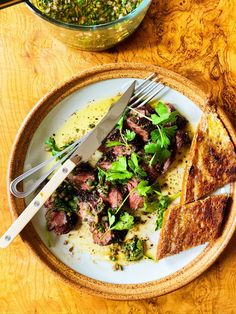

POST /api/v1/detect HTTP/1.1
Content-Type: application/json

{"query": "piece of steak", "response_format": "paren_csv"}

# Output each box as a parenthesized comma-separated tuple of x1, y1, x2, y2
(175, 130, 190, 150)
(78, 196, 105, 223)
(127, 178, 144, 210)
(91, 222, 114, 246)
(125, 108, 152, 143)
(68, 171, 95, 191)
(98, 187, 123, 209)
(46, 210, 78, 235)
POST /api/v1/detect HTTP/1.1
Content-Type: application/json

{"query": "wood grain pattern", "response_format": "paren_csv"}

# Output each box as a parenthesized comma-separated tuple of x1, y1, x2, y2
(0, 0, 235, 312)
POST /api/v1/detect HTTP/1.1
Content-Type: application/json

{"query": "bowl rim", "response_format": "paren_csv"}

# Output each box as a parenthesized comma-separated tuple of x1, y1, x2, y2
(7, 63, 236, 300)
(25, 0, 152, 30)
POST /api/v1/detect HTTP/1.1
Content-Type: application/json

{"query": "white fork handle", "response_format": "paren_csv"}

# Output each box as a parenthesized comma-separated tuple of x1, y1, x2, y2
(0, 159, 76, 248)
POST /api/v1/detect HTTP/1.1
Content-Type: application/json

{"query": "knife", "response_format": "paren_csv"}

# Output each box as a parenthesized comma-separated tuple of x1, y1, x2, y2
(0, 81, 135, 248)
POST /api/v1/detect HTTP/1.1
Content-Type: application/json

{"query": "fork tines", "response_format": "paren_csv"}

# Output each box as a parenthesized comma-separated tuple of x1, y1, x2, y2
(130, 73, 165, 108)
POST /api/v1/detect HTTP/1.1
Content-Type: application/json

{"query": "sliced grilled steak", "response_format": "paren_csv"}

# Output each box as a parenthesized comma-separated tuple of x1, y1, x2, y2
(68, 171, 95, 191)
(111, 145, 133, 157)
(91, 222, 114, 246)
(126, 118, 149, 142)
(97, 160, 112, 170)
(46, 210, 78, 235)
(125, 108, 152, 143)
(175, 130, 190, 150)
(98, 187, 123, 209)
(162, 157, 173, 174)
(44, 195, 55, 210)
(78, 196, 105, 223)
(127, 178, 144, 210)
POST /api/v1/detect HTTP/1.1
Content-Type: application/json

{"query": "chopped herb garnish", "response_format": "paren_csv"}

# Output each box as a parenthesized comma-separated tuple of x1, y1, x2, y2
(124, 129, 136, 142)
(110, 212, 134, 231)
(128, 153, 147, 177)
(155, 191, 181, 230)
(44, 137, 72, 159)
(123, 236, 144, 261)
(106, 156, 133, 182)
(136, 180, 152, 196)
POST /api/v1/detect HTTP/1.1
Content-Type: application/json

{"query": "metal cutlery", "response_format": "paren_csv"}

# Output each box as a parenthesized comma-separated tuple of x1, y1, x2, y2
(0, 73, 166, 248)
(10, 73, 165, 198)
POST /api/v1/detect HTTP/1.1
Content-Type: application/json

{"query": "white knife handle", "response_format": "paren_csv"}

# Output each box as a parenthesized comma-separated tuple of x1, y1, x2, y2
(0, 159, 76, 248)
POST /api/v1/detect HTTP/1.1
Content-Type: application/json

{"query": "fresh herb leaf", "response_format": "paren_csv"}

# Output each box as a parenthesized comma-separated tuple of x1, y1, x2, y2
(108, 210, 116, 228)
(137, 180, 152, 196)
(116, 116, 124, 131)
(106, 172, 133, 181)
(124, 130, 136, 142)
(128, 153, 147, 177)
(154, 192, 181, 230)
(45, 137, 72, 159)
(151, 102, 178, 126)
(158, 148, 171, 162)
(155, 195, 170, 230)
(45, 137, 62, 156)
(106, 141, 125, 147)
(110, 212, 134, 230)
(155, 101, 169, 116)
(110, 156, 127, 172)
(164, 125, 178, 138)
(143, 198, 159, 213)
(144, 142, 159, 154)
(106, 156, 133, 182)
(97, 167, 106, 184)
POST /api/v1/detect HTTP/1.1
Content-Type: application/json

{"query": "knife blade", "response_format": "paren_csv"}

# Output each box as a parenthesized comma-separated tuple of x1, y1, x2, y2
(0, 81, 135, 248)
(70, 80, 136, 163)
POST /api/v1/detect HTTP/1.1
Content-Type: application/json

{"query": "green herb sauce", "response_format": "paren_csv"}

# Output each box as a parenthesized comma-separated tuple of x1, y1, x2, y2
(36, 0, 143, 25)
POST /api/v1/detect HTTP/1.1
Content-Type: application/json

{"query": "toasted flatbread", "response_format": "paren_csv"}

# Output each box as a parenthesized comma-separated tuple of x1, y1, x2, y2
(181, 105, 236, 204)
(157, 195, 229, 260)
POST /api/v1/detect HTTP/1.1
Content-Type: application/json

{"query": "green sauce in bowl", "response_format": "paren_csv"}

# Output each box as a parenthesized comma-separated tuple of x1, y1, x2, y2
(36, 0, 143, 26)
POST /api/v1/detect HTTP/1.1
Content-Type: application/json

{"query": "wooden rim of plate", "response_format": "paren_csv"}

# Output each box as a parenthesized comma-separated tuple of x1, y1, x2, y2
(7, 63, 236, 300)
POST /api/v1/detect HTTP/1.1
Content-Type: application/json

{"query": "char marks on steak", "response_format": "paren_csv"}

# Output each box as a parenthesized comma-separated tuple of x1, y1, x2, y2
(125, 107, 152, 143)
(46, 210, 78, 235)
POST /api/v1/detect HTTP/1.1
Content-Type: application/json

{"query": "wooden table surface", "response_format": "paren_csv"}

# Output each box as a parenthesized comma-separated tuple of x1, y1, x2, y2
(0, 1, 235, 313)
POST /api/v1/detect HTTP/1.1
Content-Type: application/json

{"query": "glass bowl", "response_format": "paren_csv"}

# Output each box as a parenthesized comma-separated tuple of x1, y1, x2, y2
(25, 0, 152, 51)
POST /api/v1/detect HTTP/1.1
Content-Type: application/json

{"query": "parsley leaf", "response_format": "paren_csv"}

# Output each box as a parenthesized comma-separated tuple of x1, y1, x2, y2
(151, 102, 178, 126)
(155, 191, 181, 230)
(116, 116, 124, 131)
(128, 153, 147, 177)
(136, 180, 152, 196)
(144, 142, 160, 154)
(110, 212, 134, 230)
(45, 137, 72, 159)
(155, 195, 170, 230)
(106, 156, 133, 182)
(45, 137, 62, 156)
(144, 142, 171, 166)
(124, 130, 136, 142)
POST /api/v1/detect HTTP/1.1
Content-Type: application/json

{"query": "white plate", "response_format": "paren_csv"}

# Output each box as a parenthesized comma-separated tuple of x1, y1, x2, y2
(23, 78, 230, 284)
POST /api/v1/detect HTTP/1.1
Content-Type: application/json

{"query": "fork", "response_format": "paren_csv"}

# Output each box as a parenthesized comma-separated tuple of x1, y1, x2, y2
(10, 73, 166, 198)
